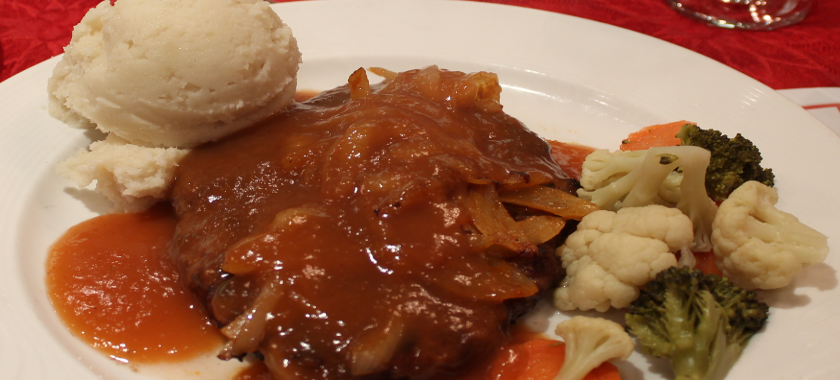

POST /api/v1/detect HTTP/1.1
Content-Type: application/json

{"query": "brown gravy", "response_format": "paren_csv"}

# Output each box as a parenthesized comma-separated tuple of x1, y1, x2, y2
(169, 67, 574, 379)
(46, 67, 590, 380)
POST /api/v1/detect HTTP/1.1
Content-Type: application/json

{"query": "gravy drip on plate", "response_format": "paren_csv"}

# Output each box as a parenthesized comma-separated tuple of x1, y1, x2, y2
(170, 66, 572, 379)
(46, 205, 223, 363)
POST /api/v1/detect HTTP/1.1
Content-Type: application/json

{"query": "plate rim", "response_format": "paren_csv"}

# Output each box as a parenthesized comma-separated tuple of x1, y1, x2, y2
(1, 1, 838, 380)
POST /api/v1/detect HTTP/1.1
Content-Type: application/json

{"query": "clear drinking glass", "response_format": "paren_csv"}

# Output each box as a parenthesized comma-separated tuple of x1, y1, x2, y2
(664, 0, 812, 30)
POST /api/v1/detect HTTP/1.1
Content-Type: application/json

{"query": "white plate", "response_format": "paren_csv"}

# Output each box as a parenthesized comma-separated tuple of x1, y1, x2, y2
(1, 1, 838, 379)
(779, 87, 840, 137)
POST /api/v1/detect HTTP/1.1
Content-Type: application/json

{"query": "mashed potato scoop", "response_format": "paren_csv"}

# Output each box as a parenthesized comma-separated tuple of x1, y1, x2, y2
(48, 0, 301, 148)
(50, 0, 301, 211)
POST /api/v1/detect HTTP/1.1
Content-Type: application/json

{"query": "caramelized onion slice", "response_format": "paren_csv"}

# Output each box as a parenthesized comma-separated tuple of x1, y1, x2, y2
(349, 316, 405, 376)
(210, 275, 260, 325)
(467, 177, 495, 185)
(516, 216, 567, 245)
(468, 71, 503, 112)
(348, 68, 371, 99)
(432, 258, 539, 301)
(223, 206, 328, 274)
(263, 347, 309, 380)
(218, 277, 283, 360)
(497, 171, 554, 192)
(368, 67, 398, 82)
(466, 184, 537, 255)
(498, 186, 600, 221)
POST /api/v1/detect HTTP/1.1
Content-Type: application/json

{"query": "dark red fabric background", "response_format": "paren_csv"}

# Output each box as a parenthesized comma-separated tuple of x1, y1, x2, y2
(1, 0, 838, 89)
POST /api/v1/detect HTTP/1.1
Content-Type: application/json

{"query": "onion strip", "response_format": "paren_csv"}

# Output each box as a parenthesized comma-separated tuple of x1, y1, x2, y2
(466, 184, 537, 255)
(349, 316, 405, 376)
(349, 68, 372, 99)
(516, 215, 567, 245)
(218, 276, 283, 360)
(498, 186, 600, 221)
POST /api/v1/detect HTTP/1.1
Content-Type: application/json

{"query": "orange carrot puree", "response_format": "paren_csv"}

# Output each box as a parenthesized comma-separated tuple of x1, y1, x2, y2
(549, 140, 597, 181)
(46, 204, 223, 363)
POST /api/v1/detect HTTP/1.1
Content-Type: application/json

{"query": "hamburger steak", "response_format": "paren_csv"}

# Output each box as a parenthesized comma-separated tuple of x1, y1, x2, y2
(169, 66, 595, 380)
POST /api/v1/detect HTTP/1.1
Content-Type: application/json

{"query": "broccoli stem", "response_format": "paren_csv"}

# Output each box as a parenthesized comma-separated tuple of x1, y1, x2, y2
(627, 267, 768, 380)
(669, 292, 726, 380)
(706, 343, 743, 380)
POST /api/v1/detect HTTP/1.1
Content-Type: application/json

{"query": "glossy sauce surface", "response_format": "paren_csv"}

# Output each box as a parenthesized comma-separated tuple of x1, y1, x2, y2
(171, 67, 572, 379)
(46, 205, 224, 363)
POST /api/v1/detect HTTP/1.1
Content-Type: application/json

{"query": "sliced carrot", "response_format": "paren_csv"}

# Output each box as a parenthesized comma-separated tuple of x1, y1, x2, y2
(693, 250, 723, 276)
(586, 362, 622, 380)
(619, 121, 693, 151)
(489, 339, 565, 380)
(481, 338, 622, 380)
(548, 140, 597, 181)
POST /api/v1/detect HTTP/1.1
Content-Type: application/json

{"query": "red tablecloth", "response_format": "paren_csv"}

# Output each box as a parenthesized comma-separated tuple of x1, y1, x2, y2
(1, 0, 838, 89)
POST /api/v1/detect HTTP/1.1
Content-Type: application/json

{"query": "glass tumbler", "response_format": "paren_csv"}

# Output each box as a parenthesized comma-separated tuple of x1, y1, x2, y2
(664, 0, 813, 30)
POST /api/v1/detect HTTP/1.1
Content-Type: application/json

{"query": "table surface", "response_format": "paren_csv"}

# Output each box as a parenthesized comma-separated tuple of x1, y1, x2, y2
(1, 0, 838, 89)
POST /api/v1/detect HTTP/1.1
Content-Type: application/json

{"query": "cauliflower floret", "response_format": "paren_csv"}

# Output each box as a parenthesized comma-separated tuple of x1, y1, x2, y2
(554, 205, 693, 312)
(577, 146, 717, 252)
(553, 316, 634, 380)
(712, 181, 828, 290)
(577, 149, 647, 193)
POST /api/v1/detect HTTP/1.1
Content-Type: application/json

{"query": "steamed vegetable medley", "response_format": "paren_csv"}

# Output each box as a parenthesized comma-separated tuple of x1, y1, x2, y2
(548, 122, 828, 380)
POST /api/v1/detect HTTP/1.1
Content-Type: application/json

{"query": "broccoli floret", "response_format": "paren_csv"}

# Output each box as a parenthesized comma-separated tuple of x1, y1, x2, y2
(625, 266, 768, 380)
(677, 124, 774, 202)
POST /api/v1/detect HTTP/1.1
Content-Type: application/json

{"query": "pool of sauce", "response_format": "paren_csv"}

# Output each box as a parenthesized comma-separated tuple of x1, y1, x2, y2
(46, 205, 223, 363)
